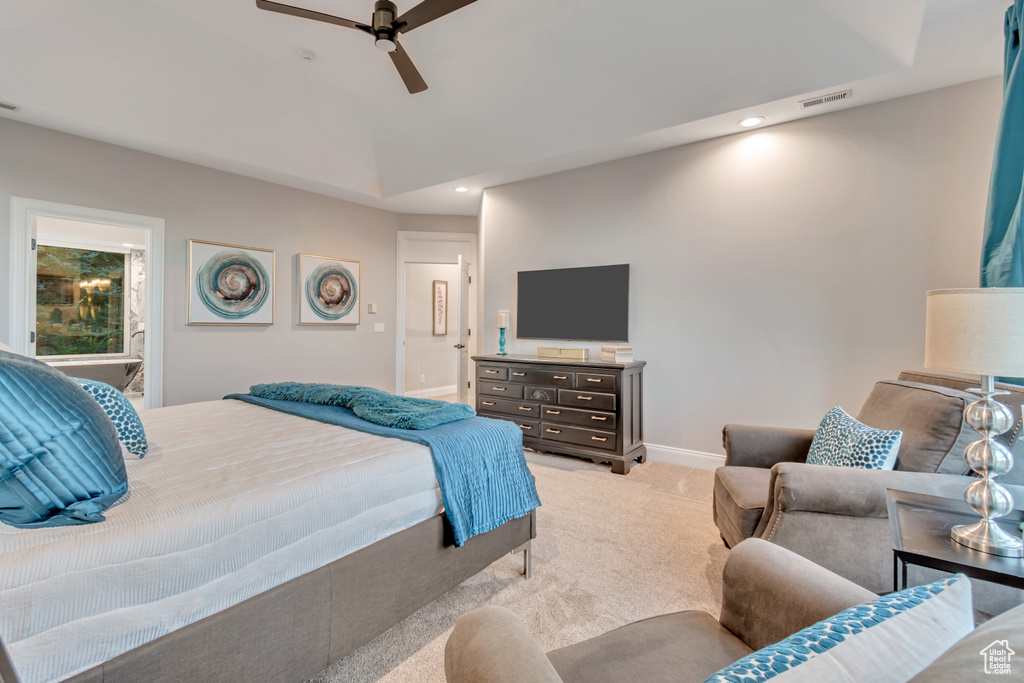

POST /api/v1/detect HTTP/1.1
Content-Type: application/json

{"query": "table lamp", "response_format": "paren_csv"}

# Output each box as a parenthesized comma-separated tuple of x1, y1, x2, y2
(924, 288, 1024, 558)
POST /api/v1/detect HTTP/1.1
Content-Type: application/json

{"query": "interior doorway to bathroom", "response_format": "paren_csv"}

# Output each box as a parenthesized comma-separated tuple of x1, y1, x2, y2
(9, 198, 165, 409)
(396, 232, 476, 405)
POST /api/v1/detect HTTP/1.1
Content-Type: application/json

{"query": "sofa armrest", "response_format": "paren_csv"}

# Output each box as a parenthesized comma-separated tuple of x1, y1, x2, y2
(722, 425, 814, 469)
(765, 464, 975, 521)
(718, 538, 876, 651)
(445, 605, 563, 683)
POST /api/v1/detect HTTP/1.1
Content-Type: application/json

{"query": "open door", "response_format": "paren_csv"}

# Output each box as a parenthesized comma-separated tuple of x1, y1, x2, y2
(455, 255, 471, 404)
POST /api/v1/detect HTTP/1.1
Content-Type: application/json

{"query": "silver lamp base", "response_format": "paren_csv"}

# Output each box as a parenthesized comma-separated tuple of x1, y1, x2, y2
(951, 375, 1021, 558)
(952, 519, 1024, 558)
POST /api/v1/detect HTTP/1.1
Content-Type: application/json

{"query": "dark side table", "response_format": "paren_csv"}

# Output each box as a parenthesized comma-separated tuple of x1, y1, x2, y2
(886, 489, 1024, 592)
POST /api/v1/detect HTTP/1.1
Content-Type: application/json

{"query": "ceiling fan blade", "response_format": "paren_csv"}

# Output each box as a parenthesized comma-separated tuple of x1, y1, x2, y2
(389, 41, 428, 94)
(393, 0, 477, 33)
(255, 0, 371, 33)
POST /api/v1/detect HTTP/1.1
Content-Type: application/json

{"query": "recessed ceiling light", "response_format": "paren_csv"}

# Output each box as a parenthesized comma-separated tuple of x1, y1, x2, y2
(454, 186, 469, 192)
(296, 49, 318, 62)
(738, 116, 765, 128)
(121, 243, 134, 247)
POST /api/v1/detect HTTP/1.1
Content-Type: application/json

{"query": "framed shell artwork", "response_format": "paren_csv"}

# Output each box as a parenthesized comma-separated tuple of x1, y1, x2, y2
(188, 240, 275, 325)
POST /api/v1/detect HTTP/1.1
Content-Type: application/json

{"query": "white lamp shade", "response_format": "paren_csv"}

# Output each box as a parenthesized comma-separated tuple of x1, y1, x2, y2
(925, 289, 1024, 377)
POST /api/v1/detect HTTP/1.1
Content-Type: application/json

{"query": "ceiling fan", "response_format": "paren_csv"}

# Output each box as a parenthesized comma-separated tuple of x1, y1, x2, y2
(255, 0, 477, 94)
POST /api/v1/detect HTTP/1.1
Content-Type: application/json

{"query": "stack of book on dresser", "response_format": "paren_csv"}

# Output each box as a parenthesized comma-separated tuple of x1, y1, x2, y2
(601, 346, 633, 363)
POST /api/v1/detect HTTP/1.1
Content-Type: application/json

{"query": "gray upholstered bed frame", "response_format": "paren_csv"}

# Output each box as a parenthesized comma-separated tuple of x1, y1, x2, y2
(0, 510, 535, 683)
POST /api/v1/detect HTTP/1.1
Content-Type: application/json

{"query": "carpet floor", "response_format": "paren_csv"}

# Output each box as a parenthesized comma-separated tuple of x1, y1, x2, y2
(308, 453, 729, 683)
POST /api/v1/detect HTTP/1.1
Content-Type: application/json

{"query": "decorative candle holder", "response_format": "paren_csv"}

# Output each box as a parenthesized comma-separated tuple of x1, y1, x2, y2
(498, 327, 507, 356)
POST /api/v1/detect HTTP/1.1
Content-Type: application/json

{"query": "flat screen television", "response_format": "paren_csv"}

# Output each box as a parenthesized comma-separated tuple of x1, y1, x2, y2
(516, 264, 629, 342)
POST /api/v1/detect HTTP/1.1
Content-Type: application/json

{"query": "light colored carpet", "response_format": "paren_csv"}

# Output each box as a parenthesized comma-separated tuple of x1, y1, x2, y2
(308, 453, 728, 683)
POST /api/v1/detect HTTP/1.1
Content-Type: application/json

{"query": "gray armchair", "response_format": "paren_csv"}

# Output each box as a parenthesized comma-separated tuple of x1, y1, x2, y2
(444, 538, 1024, 683)
(713, 377, 1024, 613)
(445, 539, 876, 683)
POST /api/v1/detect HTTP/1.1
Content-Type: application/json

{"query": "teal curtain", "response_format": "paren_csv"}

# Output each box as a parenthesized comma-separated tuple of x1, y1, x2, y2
(982, 1, 1024, 287)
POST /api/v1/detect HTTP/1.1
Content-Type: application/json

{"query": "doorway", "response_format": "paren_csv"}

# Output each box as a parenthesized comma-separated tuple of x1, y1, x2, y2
(9, 198, 165, 409)
(396, 232, 477, 405)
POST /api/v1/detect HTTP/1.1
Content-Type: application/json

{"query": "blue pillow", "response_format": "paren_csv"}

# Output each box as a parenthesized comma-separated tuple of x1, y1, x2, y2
(704, 574, 973, 682)
(0, 351, 128, 528)
(72, 378, 148, 457)
(806, 406, 902, 469)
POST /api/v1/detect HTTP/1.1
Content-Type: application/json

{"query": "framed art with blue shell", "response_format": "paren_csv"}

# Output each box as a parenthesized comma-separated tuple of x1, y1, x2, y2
(298, 253, 360, 325)
(188, 239, 275, 325)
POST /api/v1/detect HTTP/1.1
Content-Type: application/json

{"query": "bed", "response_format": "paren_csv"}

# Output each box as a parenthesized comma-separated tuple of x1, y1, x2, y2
(0, 398, 537, 683)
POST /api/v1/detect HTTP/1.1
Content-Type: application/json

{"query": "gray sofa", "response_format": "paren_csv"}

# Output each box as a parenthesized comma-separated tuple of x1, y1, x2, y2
(444, 539, 1024, 683)
(713, 377, 1024, 613)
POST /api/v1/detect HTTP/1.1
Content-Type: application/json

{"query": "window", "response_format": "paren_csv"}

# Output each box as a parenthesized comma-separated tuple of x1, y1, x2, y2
(35, 244, 128, 357)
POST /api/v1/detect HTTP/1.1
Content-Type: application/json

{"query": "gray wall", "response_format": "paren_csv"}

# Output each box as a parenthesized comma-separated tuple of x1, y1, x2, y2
(480, 77, 1001, 457)
(398, 214, 478, 234)
(0, 117, 468, 406)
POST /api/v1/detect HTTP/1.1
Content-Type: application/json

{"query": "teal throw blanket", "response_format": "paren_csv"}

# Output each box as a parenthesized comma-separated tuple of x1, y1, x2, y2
(249, 382, 475, 430)
(227, 386, 540, 546)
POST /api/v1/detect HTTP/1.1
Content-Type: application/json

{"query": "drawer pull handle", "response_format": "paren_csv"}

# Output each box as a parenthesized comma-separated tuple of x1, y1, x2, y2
(546, 410, 561, 415)
(492, 387, 506, 391)
(546, 428, 561, 434)
(586, 378, 602, 383)
(512, 372, 526, 376)
(577, 396, 593, 401)
(518, 406, 532, 411)
(518, 424, 530, 430)
(553, 375, 567, 380)
(591, 436, 607, 442)
(484, 370, 499, 374)
(591, 416, 607, 421)
(482, 401, 495, 406)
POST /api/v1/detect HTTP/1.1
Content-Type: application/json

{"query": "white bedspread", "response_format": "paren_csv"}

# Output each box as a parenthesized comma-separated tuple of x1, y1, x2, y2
(0, 400, 443, 683)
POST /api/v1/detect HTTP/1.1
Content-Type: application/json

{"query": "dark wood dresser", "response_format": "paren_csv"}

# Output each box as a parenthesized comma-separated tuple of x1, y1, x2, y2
(472, 354, 646, 474)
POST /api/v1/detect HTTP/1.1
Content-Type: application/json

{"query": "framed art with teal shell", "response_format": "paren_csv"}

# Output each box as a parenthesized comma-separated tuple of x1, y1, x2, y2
(188, 239, 275, 325)
(298, 253, 360, 325)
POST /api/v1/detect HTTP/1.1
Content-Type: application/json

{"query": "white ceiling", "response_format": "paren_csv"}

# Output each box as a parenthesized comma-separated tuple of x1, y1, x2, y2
(0, 0, 1007, 215)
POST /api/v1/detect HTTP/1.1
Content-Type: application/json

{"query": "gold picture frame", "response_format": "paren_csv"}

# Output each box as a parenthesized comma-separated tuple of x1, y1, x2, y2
(187, 239, 275, 325)
(432, 279, 448, 336)
(298, 253, 361, 325)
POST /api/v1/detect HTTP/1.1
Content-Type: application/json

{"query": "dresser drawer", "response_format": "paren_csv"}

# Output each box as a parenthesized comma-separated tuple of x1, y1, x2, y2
(478, 398, 539, 418)
(513, 419, 539, 438)
(540, 424, 617, 451)
(558, 389, 616, 411)
(478, 365, 509, 381)
(507, 368, 575, 386)
(524, 386, 558, 404)
(480, 382, 524, 399)
(576, 372, 617, 391)
(540, 404, 617, 430)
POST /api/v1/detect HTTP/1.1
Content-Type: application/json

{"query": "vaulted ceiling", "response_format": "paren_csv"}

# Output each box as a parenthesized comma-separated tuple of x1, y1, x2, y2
(0, 0, 1007, 214)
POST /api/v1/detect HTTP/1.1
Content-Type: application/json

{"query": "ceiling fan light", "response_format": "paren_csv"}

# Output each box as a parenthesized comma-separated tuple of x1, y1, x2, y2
(375, 35, 397, 52)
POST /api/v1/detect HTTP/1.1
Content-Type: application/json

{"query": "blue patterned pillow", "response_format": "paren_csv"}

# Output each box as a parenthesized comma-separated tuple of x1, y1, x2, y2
(806, 406, 901, 469)
(72, 378, 148, 458)
(705, 574, 973, 682)
(0, 351, 128, 528)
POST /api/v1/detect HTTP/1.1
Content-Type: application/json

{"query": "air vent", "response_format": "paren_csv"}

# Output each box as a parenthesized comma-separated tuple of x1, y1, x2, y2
(0, 101, 20, 112)
(799, 90, 851, 110)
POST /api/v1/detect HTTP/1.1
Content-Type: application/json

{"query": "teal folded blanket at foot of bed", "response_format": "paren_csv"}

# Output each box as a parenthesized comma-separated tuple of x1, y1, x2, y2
(228, 385, 540, 546)
(248, 382, 475, 430)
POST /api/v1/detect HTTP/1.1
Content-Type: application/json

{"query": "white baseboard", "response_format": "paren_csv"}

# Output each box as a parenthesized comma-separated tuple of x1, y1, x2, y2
(404, 385, 457, 399)
(645, 443, 725, 471)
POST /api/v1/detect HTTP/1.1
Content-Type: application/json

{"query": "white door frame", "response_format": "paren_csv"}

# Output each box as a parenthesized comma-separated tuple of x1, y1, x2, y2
(9, 197, 166, 409)
(396, 231, 477, 396)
